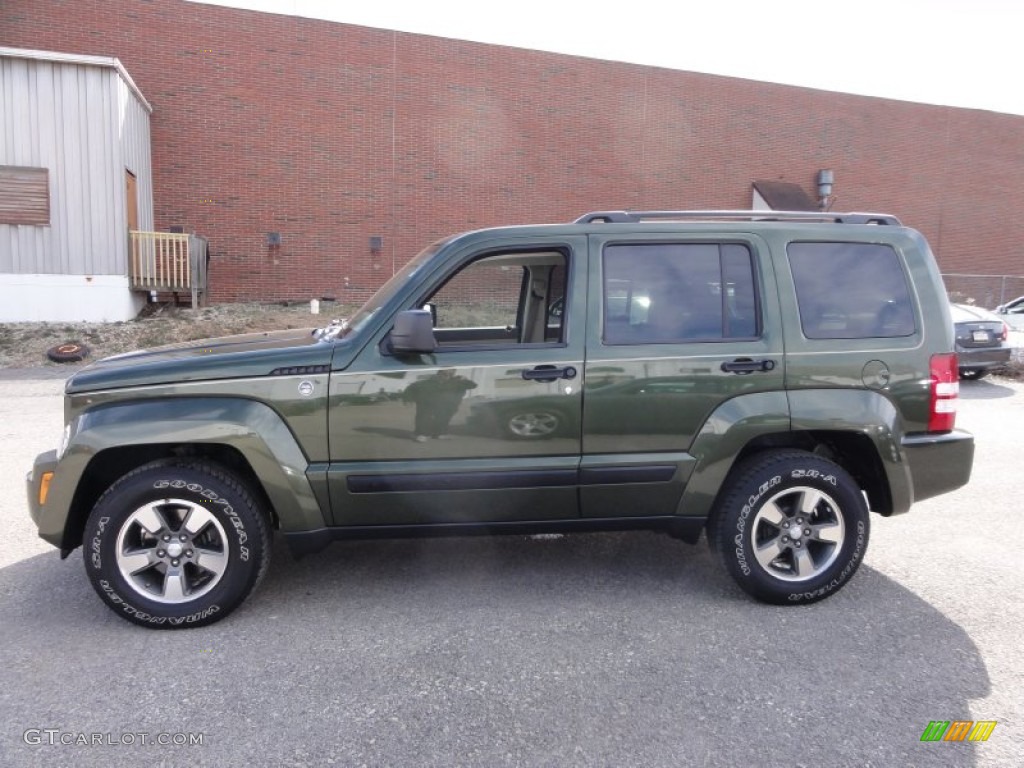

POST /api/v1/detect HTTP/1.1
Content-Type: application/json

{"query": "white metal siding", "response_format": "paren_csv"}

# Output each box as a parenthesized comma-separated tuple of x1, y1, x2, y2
(0, 52, 152, 276)
(119, 76, 154, 235)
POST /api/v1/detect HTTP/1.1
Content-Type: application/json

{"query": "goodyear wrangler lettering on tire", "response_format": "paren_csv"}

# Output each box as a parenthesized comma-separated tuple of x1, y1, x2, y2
(83, 461, 270, 629)
(153, 479, 249, 557)
(791, 469, 836, 484)
(98, 579, 223, 625)
(732, 474, 782, 577)
(90, 517, 109, 570)
(99, 580, 167, 625)
(712, 450, 870, 605)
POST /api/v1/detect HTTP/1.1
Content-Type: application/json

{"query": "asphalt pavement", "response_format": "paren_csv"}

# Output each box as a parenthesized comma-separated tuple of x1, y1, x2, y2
(0, 371, 1022, 767)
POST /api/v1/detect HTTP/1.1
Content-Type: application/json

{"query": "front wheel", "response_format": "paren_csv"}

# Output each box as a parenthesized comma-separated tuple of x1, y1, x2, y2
(82, 461, 271, 628)
(709, 451, 869, 604)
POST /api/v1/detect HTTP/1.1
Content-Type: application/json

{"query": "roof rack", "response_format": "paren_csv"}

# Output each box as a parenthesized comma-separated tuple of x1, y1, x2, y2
(574, 210, 902, 226)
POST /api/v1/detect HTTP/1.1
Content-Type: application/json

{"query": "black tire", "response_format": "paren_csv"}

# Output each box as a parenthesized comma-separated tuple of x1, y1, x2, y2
(709, 450, 869, 605)
(82, 461, 270, 629)
(46, 342, 89, 363)
(959, 368, 987, 380)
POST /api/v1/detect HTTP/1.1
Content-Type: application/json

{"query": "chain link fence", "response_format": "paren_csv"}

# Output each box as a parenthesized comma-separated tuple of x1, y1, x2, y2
(942, 274, 1024, 309)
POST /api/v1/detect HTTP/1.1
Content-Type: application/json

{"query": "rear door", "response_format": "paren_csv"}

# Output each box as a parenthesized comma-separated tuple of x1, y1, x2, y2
(326, 236, 587, 526)
(580, 232, 786, 518)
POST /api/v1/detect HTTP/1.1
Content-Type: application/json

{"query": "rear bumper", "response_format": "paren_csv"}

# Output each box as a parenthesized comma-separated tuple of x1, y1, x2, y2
(956, 346, 1011, 370)
(902, 429, 974, 505)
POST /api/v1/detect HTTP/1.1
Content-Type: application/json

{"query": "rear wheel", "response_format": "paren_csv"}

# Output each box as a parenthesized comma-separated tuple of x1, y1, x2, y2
(709, 450, 869, 604)
(82, 461, 270, 628)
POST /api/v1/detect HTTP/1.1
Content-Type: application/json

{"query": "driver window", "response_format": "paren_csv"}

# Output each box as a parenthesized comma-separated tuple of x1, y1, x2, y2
(426, 250, 568, 347)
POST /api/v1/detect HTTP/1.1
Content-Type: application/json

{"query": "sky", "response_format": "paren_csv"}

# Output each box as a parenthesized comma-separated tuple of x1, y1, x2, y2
(193, 0, 1024, 116)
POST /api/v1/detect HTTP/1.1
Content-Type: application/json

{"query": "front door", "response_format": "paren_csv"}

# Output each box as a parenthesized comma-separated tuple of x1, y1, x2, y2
(326, 236, 587, 526)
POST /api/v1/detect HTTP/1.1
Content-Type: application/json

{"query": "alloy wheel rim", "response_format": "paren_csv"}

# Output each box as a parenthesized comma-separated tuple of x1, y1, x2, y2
(114, 499, 229, 603)
(749, 485, 845, 582)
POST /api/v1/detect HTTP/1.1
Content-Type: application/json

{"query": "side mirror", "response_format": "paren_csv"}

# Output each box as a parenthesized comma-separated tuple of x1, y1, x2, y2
(390, 309, 437, 354)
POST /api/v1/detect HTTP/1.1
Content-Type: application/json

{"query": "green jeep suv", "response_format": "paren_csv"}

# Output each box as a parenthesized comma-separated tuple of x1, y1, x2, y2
(27, 210, 974, 627)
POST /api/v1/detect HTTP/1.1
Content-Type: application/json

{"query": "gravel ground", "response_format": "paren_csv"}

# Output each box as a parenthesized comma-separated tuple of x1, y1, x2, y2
(0, 301, 347, 369)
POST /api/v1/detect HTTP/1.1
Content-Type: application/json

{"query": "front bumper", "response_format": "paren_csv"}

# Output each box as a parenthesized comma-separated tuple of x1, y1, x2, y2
(26, 449, 63, 549)
(902, 429, 974, 505)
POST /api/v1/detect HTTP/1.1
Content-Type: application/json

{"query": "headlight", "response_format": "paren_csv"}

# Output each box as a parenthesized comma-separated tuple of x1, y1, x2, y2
(56, 421, 73, 460)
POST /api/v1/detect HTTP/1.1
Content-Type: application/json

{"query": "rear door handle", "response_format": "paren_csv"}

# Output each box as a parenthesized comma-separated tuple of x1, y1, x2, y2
(522, 365, 578, 382)
(721, 358, 776, 374)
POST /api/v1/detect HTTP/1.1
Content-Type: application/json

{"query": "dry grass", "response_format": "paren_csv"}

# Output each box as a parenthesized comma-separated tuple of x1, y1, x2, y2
(0, 301, 352, 369)
(1002, 357, 1024, 380)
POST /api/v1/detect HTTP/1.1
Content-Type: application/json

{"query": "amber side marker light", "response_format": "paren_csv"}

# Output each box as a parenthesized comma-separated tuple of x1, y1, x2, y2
(38, 472, 54, 506)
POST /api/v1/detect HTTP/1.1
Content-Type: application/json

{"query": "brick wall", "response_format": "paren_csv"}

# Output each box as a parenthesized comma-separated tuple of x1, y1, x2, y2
(3, 0, 1022, 303)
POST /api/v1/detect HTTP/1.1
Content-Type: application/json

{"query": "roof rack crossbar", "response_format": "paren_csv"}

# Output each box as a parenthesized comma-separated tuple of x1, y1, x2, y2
(574, 210, 901, 226)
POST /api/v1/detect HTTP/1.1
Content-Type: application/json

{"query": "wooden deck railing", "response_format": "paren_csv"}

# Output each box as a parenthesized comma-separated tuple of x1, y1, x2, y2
(129, 231, 208, 306)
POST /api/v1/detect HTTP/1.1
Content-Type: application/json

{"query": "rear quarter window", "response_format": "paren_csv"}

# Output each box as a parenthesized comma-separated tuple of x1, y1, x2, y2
(787, 242, 915, 339)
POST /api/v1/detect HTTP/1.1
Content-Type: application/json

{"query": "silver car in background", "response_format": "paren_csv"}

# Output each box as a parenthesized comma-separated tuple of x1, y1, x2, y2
(993, 295, 1024, 331)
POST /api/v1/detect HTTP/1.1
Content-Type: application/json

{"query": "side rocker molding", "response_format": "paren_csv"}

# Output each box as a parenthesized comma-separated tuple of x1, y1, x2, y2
(284, 515, 706, 557)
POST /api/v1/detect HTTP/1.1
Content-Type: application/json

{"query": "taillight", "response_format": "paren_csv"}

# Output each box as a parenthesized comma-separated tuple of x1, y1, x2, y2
(1001, 322, 1009, 342)
(929, 353, 958, 432)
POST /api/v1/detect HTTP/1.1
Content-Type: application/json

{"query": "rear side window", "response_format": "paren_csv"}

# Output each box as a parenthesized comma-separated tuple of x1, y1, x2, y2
(788, 242, 915, 339)
(602, 243, 759, 344)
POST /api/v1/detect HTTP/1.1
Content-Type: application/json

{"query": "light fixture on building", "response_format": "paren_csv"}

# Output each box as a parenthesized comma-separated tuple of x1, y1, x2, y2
(369, 236, 383, 252)
(817, 169, 835, 210)
(266, 232, 281, 247)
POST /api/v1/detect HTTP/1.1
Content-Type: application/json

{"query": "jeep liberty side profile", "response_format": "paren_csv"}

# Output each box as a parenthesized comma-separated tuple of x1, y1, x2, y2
(27, 211, 975, 628)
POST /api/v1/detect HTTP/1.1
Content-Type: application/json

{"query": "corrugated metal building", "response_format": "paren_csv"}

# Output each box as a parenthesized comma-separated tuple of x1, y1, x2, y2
(0, 47, 154, 321)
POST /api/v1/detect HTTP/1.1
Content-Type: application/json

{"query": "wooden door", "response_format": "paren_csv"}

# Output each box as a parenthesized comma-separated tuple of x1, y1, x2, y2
(125, 170, 138, 231)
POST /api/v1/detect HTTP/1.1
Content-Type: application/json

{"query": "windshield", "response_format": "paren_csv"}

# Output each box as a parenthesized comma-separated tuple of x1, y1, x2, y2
(322, 238, 449, 340)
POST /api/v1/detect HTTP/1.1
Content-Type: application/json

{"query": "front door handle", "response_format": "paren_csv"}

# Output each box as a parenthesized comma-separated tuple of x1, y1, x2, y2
(721, 358, 776, 374)
(522, 365, 578, 382)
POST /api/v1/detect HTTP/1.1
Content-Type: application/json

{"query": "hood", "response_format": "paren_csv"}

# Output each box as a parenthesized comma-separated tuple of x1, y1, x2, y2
(66, 327, 342, 393)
